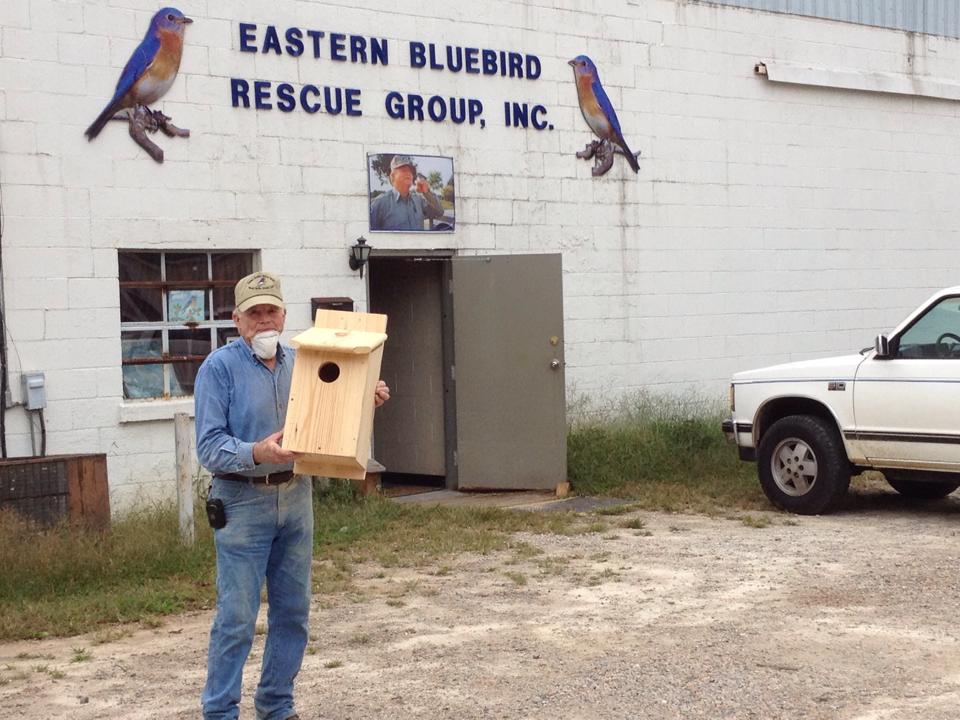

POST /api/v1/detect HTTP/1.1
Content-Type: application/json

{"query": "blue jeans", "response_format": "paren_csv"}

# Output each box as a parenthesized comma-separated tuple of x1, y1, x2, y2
(202, 476, 313, 720)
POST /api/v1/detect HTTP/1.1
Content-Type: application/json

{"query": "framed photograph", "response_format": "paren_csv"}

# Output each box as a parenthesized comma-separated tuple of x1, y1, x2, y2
(368, 153, 455, 233)
(168, 289, 206, 324)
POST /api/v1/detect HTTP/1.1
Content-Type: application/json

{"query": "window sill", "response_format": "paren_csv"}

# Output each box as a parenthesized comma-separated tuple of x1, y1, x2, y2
(119, 397, 195, 424)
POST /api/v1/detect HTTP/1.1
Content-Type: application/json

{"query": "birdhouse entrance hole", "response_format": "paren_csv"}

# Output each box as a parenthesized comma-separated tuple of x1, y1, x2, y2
(318, 362, 341, 383)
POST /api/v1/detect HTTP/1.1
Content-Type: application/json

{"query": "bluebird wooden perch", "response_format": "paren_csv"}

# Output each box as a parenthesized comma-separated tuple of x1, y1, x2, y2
(576, 139, 641, 177)
(120, 105, 189, 163)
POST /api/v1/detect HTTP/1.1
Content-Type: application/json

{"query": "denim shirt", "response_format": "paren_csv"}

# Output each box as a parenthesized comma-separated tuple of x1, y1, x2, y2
(369, 188, 443, 231)
(194, 338, 294, 477)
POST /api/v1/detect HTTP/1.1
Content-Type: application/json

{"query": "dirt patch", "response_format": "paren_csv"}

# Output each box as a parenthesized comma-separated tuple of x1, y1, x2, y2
(4, 493, 960, 719)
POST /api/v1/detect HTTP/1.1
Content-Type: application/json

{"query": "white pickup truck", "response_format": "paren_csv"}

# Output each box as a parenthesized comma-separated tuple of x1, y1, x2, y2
(724, 286, 960, 514)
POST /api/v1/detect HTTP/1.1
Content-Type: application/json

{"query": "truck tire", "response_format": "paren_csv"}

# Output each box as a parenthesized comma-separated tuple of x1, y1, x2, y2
(757, 415, 850, 515)
(884, 471, 960, 500)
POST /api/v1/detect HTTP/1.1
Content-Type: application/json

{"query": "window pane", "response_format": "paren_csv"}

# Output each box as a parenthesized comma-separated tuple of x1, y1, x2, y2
(212, 252, 254, 281)
(119, 252, 161, 282)
(120, 288, 163, 323)
(123, 365, 164, 399)
(899, 298, 960, 359)
(213, 288, 234, 320)
(218, 328, 240, 348)
(166, 253, 208, 282)
(169, 328, 212, 358)
(168, 289, 208, 323)
(121, 330, 161, 361)
(121, 332, 163, 398)
(170, 362, 202, 397)
(212, 253, 254, 319)
(169, 329, 211, 396)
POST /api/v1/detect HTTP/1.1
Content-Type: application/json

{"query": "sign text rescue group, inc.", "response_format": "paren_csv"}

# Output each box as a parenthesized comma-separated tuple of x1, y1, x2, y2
(229, 24, 553, 131)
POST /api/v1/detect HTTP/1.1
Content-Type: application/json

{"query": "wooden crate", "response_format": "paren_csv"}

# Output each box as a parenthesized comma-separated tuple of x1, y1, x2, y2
(283, 309, 387, 480)
(0, 454, 110, 528)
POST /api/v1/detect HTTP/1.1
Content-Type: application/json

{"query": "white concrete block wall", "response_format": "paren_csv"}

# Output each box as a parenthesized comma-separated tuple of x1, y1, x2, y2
(2, 0, 960, 509)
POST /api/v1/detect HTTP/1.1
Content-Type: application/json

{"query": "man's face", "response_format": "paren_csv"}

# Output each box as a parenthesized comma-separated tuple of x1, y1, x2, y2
(390, 165, 415, 197)
(233, 303, 286, 344)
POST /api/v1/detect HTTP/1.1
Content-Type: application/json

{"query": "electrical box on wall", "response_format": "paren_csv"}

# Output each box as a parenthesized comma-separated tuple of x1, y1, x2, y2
(311, 297, 354, 318)
(21, 372, 46, 410)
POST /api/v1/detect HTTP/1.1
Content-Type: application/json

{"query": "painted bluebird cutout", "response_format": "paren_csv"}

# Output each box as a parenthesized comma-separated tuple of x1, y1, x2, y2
(569, 55, 640, 176)
(85, 7, 192, 162)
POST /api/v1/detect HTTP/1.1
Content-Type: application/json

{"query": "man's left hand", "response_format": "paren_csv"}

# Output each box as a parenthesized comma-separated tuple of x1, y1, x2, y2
(374, 380, 390, 407)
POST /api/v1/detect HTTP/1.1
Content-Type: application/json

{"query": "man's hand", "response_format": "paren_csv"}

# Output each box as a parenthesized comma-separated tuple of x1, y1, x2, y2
(374, 380, 391, 407)
(253, 430, 297, 465)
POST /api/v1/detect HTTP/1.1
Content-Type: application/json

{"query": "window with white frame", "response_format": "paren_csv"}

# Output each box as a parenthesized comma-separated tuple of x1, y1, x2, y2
(119, 251, 255, 399)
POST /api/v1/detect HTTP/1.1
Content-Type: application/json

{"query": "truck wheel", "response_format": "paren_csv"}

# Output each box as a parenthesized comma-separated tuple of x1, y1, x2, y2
(884, 471, 960, 500)
(757, 415, 850, 515)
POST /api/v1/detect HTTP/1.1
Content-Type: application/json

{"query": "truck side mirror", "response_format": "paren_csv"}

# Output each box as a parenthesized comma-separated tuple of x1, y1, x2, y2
(874, 334, 891, 358)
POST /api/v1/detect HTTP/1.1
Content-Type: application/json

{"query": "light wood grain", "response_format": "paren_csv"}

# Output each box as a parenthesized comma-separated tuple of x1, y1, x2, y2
(293, 455, 368, 480)
(313, 308, 387, 333)
(282, 309, 387, 480)
(291, 327, 387, 354)
(174, 413, 194, 545)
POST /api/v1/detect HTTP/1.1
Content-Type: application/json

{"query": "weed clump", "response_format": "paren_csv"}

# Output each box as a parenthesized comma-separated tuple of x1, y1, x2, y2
(567, 390, 763, 511)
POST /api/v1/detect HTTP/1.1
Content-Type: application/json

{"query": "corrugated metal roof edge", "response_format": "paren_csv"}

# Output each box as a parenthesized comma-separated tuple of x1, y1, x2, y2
(694, 0, 960, 42)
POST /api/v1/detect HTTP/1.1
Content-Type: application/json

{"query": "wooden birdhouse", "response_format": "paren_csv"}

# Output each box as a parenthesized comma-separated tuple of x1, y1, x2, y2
(282, 309, 388, 480)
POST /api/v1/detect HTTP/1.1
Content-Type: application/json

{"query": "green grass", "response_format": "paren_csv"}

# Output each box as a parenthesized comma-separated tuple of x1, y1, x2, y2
(736, 514, 773, 529)
(592, 504, 637, 516)
(503, 571, 528, 586)
(312, 480, 578, 571)
(0, 392, 768, 642)
(0, 481, 581, 642)
(0, 504, 217, 641)
(567, 391, 764, 512)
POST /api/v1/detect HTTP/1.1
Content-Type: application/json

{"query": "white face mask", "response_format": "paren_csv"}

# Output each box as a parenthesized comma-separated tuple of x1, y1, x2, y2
(251, 330, 280, 360)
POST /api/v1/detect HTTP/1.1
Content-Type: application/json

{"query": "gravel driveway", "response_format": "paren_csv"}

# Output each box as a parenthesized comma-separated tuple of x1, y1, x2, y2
(3, 489, 960, 719)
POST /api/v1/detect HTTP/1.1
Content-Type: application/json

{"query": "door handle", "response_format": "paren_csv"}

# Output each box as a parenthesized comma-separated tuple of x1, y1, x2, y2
(550, 359, 561, 370)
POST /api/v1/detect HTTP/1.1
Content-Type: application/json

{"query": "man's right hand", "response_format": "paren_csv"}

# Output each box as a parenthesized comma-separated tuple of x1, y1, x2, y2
(253, 431, 297, 465)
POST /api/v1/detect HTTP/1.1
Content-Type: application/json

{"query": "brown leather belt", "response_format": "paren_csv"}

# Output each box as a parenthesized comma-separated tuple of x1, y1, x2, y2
(216, 470, 294, 485)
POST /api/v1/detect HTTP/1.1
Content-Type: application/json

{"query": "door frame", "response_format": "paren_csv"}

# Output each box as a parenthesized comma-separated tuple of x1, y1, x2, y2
(368, 249, 459, 489)
(366, 250, 567, 491)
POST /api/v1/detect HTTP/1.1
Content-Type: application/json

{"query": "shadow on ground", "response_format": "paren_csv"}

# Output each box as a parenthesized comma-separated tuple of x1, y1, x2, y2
(838, 486, 960, 517)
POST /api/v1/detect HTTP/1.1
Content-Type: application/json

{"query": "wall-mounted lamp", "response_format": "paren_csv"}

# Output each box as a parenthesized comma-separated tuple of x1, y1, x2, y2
(348, 237, 372, 278)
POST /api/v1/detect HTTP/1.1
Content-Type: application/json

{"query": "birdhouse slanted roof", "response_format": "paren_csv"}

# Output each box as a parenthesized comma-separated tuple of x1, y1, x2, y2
(290, 327, 387, 355)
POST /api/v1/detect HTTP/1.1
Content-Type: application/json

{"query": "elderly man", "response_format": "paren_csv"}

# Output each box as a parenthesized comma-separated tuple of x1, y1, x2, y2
(369, 155, 444, 231)
(195, 271, 388, 720)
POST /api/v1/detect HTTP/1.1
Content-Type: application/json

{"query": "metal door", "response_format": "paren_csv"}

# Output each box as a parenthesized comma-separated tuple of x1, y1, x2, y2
(451, 254, 566, 490)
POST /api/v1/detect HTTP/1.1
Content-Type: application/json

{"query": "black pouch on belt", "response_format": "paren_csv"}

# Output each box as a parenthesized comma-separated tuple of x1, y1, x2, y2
(205, 497, 226, 529)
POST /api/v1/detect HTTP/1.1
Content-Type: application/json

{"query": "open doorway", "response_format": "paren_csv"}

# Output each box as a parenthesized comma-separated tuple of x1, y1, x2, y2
(368, 254, 456, 494)
(368, 251, 568, 496)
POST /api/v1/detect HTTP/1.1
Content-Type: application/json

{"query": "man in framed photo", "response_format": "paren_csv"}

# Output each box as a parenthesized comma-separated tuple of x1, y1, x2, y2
(369, 155, 444, 231)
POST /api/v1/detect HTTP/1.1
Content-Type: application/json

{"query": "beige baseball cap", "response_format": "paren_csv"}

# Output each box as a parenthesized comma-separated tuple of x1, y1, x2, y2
(234, 271, 284, 312)
(390, 154, 416, 172)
